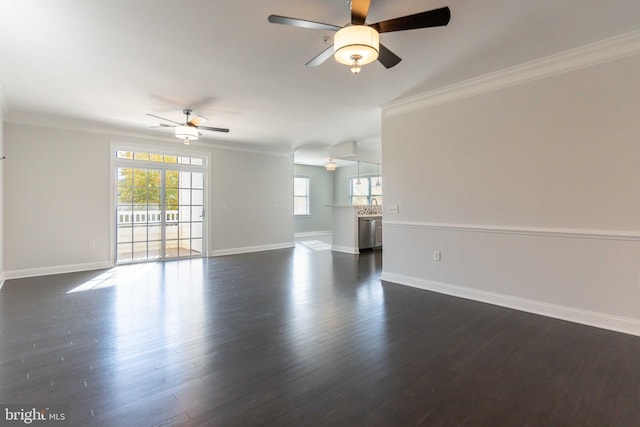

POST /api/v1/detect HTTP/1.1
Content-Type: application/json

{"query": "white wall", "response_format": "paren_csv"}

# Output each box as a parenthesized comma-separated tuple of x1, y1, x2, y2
(293, 164, 333, 235)
(3, 118, 294, 276)
(4, 123, 111, 275)
(381, 49, 640, 335)
(209, 148, 293, 255)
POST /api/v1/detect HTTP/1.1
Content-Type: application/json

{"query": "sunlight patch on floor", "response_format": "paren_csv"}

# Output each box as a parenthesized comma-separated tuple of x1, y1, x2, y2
(295, 239, 332, 252)
(67, 263, 159, 294)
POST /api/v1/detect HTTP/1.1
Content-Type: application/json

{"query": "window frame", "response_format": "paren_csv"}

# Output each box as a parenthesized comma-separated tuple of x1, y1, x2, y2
(294, 175, 311, 216)
(110, 142, 209, 265)
(349, 175, 382, 206)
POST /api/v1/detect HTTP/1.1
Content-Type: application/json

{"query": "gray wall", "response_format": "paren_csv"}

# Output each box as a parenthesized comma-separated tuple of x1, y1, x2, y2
(3, 116, 294, 277)
(333, 162, 380, 206)
(381, 49, 640, 335)
(293, 164, 333, 235)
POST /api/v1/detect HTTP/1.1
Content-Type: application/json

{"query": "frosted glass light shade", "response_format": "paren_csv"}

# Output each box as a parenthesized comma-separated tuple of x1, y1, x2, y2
(175, 125, 198, 141)
(334, 25, 379, 66)
(324, 160, 337, 171)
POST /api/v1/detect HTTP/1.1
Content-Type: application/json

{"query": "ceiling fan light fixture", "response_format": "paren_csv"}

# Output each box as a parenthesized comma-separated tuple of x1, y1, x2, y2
(350, 55, 362, 75)
(175, 125, 198, 142)
(334, 25, 379, 70)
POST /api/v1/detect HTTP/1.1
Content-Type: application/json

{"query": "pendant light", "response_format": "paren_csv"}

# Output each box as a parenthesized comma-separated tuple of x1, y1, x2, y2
(356, 161, 361, 185)
(324, 159, 337, 171)
(376, 163, 381, 186)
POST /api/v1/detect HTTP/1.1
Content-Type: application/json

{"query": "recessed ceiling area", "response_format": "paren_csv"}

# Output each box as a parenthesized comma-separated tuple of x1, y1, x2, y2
(1, 1, 639, 158)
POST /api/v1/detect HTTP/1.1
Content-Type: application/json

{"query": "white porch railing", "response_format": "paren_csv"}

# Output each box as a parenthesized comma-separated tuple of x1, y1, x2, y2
(117, 209, 180, 224)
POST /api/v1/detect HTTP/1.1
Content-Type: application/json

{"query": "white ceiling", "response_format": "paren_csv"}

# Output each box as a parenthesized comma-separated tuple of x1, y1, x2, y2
(1, 1, 639, 161)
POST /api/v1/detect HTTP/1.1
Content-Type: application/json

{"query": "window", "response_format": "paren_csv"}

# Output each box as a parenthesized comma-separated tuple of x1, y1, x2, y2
(294, 176, 310, 215)
(350, 176, 382, 205)
(116, 149, 204, 166)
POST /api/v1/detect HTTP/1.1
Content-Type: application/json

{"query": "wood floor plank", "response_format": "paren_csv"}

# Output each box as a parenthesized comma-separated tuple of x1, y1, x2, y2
(2, 248, 640, 426)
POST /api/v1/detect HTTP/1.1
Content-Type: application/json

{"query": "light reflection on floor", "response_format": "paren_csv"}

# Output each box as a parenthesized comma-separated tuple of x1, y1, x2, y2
(66, 263, 156, 293)
(66, 259, 205, 294)
(70, 235, 331, 294)
(294, 239, 332, 252)
(287, 234, 387, 368)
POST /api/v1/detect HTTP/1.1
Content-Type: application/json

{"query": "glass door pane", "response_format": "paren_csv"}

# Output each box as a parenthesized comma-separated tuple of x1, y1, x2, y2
(116, 167, 163, 262)
(164, 170, 204, 259)
(164, 169, 179, 258)
(116, 164, 205, 263)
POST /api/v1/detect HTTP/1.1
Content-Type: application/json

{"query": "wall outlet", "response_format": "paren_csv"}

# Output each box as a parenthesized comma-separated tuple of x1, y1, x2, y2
(244, 229, 249, 236)
(434, 250, 442, 261)
(388, 205, 399, 214)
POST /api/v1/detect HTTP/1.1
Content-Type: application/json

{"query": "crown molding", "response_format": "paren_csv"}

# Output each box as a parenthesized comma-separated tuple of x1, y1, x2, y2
(383, 30, 640, 117)
(5, 110, 292, 157)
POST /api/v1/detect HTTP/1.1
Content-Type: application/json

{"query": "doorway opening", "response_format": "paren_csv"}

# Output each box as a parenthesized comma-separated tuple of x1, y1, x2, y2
(114, 149, 206, 263)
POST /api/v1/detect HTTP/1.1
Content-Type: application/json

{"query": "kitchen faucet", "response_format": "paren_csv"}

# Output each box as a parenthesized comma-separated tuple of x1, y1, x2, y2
(371, 199, 378, 206)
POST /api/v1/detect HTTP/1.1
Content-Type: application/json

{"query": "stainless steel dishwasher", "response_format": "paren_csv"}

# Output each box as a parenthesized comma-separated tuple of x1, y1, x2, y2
(358, 217, 376, 250)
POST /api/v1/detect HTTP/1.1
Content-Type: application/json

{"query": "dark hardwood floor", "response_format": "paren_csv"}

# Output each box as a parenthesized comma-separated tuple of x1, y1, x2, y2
(1, 243, 640, 426)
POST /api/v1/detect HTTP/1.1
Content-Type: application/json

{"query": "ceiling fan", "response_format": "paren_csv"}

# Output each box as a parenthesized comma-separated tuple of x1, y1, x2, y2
(147, 109, 229, 145)
(268, 0, 450, 74)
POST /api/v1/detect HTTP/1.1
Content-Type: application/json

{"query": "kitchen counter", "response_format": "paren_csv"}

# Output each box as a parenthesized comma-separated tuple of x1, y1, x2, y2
(330, 205, 383, 254)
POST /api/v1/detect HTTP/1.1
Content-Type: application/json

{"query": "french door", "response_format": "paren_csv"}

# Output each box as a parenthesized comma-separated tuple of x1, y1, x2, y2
(115, 153, 205, 263)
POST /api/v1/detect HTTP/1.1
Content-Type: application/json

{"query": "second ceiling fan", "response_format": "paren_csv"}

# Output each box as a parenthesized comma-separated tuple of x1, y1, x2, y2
(148, 109, 229, 145)
(268, 0, 450, 74)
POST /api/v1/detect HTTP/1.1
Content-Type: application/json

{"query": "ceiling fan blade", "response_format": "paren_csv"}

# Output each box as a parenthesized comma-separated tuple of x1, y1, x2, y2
(369, 6, 451, 33)
(146, 113, 182, 125)
(198, 125, 230, 133)
(268, 15, 341, 31)
(189, 116, 207, 126)
(351, 0, 371, 25)
(377, 43, 402, 68)
(306, 45, 334, 67)
(186, 96, 216, 111)
(150, 124, 176, 129)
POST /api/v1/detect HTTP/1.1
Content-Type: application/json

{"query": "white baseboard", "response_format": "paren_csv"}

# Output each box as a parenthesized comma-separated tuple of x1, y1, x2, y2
(295, 231, 332, 238)
(209, 242, 295, 257)
(381, 271, 640, 337)
(3, 261, 113, 281)
(331, 245, 359, 254)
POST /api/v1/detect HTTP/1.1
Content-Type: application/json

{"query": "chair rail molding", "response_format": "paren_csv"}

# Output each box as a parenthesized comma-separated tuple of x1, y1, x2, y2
(383, 221, 640, 241)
